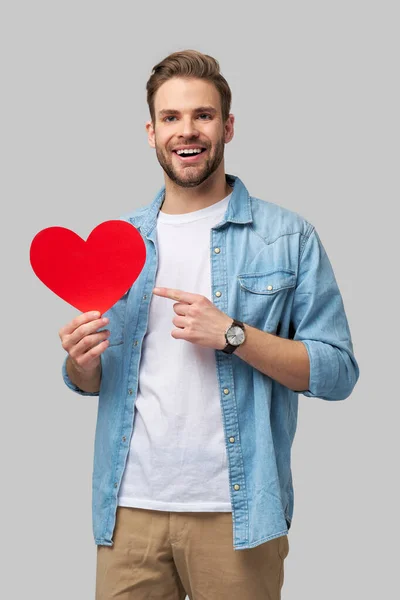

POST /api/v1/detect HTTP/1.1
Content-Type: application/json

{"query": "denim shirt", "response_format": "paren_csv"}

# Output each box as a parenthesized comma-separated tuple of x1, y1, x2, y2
(62, 174, 359, 549)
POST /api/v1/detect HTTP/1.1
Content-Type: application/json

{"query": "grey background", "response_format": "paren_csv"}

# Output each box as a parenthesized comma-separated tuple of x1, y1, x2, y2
(1, 1, 398, 598)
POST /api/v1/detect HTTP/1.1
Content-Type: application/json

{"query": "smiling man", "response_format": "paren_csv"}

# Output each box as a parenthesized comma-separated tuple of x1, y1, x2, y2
(148, 76, 234, 210)
(60, 49, 360, 599)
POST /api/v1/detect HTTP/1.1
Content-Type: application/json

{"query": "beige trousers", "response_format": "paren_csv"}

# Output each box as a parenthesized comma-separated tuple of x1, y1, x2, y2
(96, 506, 289, 600)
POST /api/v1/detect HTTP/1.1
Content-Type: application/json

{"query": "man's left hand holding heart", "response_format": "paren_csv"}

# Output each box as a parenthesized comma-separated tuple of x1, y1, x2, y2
(152, 287, 233, 351)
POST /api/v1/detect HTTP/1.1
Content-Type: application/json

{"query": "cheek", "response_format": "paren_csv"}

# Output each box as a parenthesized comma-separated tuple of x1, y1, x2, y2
(154, 129, 170, 149)
(156, 139, 171, 156)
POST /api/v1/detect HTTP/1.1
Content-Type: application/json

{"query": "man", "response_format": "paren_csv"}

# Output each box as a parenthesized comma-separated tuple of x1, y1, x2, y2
(60, 49, 360, 599)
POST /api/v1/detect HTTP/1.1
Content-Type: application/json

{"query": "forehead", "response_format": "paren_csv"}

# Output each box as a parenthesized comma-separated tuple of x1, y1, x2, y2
(154, 77, 221, 114)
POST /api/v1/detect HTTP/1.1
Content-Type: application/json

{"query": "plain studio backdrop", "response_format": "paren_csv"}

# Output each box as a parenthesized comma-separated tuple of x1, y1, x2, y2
(1, 1, 398, 598)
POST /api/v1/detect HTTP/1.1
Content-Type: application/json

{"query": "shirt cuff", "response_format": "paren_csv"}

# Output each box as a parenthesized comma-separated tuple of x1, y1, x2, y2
(300, 339, 340, 399)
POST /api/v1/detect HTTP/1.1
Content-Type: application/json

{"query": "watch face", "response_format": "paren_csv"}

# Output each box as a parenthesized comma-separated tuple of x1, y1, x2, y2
(227, 325, 245, 345)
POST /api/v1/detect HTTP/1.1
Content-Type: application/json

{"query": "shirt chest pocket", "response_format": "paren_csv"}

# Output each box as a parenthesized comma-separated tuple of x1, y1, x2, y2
(237, 269, 296, 331)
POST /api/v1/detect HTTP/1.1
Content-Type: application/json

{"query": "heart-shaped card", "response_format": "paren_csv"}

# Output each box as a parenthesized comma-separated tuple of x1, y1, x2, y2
(30, 220, 146, 314)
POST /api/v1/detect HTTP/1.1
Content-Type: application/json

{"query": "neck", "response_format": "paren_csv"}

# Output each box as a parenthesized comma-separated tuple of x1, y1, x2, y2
(160, 164, 232, 215)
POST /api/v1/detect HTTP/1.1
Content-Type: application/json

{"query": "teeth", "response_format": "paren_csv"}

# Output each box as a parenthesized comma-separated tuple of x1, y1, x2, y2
(176, 148, 202, 155)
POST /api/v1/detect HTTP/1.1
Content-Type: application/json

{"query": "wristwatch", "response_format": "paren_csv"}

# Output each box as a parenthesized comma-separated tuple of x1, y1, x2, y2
(222, 319, 246, 354)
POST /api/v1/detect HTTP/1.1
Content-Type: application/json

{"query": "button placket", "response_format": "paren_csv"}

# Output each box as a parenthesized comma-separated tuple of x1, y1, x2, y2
(211, 228, 246, 517)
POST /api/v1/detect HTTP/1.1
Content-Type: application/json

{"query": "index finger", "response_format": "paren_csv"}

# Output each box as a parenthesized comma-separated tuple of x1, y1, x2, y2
(59, 311, 102, 338)
(152, 287, 196, 304)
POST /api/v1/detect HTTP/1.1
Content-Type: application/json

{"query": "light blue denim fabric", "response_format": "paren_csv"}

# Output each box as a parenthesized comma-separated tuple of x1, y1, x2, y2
(62, 174, 359, 549)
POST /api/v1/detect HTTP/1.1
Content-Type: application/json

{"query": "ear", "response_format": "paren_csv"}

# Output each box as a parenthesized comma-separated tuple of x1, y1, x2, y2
(224, 114, 235, 144)
(146, 120, 156, 148)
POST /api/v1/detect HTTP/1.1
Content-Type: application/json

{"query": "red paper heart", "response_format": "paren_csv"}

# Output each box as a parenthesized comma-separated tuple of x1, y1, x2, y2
(30, 220, 146, 314)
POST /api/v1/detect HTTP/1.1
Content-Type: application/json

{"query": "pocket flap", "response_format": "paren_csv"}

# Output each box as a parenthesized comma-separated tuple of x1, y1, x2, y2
(238, 269, 296, 294)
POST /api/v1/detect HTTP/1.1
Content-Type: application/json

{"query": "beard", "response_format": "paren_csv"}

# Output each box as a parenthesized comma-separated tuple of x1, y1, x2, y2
(155, 136, 225, 188)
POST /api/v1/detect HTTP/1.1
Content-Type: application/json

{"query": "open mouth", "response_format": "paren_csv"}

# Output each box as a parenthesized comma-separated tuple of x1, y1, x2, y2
(173, 148, 207, 162)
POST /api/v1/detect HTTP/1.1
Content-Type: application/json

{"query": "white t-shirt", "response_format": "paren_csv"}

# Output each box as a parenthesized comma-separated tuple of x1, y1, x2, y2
(118, 193, 233, 512)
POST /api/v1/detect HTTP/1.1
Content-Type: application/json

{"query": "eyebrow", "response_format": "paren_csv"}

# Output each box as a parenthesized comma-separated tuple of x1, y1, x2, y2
(158, 106, 218, 118)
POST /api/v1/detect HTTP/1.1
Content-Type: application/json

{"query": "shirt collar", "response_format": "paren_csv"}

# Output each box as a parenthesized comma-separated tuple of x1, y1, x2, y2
(129, 174, 253, 237)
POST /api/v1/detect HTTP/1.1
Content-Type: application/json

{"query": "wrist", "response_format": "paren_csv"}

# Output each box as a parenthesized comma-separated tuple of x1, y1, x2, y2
(221, 318, 246, 354)
(67, 355, 101, 382)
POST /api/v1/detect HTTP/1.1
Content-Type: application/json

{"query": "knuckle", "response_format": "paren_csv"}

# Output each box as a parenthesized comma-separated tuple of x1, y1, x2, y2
(86, 347, 99, 360)
(79, 323, 89, 337)
(83, 349, 94, 361)
(87, 320, 101, 336)
(82, 336, 92, 348)
(71, 317, 80, 330)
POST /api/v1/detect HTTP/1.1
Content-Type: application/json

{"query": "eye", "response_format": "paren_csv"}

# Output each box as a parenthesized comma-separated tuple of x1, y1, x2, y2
(198, 113, 212, 120)
(163, 116, 177, 122)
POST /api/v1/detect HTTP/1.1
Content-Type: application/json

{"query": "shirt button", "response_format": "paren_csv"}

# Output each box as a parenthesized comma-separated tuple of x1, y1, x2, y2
(267, 285, 273, 291)
(122, 436, 126, 442)
(215, 291, 222, 297)
(234, 484, 240, 491)
(214, 247, 221, 254)
(143, 294, 147, 300)
(229, 437, 235, 443)
(133, 340, 138, 346)
(223, 388, 230, 395)
(128, 389, 133, 395)
(114, 483, 118, 488)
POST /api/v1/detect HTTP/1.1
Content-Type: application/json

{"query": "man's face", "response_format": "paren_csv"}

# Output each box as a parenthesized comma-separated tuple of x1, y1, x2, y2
(146, 77, 234, 188)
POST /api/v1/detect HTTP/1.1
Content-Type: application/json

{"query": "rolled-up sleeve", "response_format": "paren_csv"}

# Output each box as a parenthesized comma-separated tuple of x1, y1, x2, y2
(62, 355, 100, 397)
(292, 227, 360, 400)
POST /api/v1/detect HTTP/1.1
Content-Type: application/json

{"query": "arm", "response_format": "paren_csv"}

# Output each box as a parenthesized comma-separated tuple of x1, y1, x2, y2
(234, 326, 310, 392)
(237, 227, 359, 400)
(65, 355, 102, 394)
(60, 311, 110, 397)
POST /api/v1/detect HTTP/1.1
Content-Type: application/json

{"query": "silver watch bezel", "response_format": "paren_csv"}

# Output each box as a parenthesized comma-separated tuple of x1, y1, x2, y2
(225, 323, 245, 346)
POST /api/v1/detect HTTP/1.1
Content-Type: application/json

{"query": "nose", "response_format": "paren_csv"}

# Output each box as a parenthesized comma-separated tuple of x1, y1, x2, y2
(179, 116, 199, 139)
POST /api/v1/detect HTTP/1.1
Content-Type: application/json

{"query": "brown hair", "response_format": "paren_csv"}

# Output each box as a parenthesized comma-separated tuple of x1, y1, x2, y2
(146, 49, 232, 124)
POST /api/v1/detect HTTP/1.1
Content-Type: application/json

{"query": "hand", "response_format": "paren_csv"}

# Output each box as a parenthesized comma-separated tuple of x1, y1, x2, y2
(152, 287, 232, 350)
(59, 311, 110, 373)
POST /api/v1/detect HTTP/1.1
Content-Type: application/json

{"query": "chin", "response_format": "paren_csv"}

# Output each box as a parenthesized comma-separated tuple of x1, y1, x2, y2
(168, 168, 210, 188)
